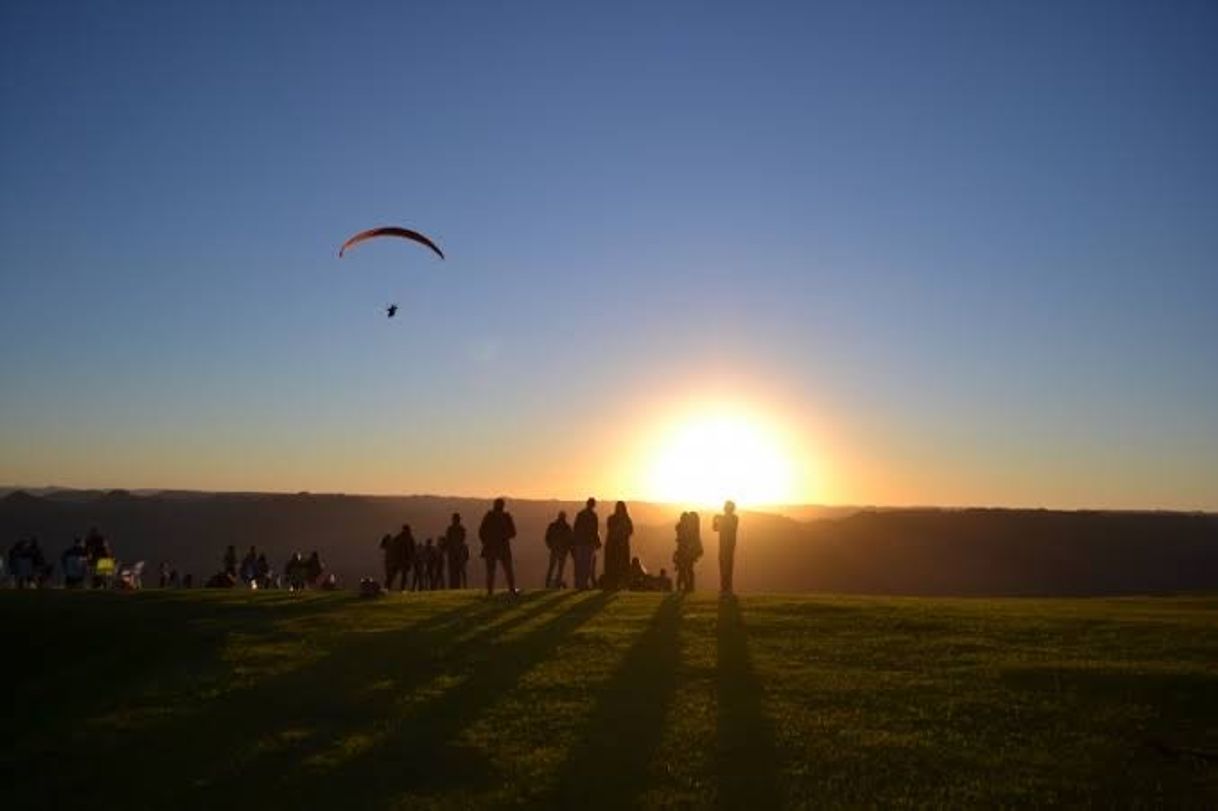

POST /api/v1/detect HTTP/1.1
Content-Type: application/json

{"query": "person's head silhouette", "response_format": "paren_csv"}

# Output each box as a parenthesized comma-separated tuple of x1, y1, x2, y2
(558, 510, 567, 521)
(493, 497, 505, 512)
(451, 512, 461, 525)
(724, 500, 736, 514)
(586, 497, 597, 509)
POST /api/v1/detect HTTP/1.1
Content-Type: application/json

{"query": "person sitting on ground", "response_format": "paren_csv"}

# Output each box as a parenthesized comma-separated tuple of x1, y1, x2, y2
(544, 510, 573, 588)
(359, 577, 385, 599)
(657, 568, 673, 592)
(13, 537, 37, 588)
(205, 569, 236, 588)
(6, 539, 23, 587)
(84, 528, 113, 589)
(62, 538, 89, 589)
(83, 527, 107, 566)
(628, 555, 649, 590)
(626, 556, 670, 591)
(479, 497, 519, 596)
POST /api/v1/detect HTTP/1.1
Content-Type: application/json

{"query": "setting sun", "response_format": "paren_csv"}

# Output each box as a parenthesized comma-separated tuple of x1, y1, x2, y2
(644, 407, 801, 508)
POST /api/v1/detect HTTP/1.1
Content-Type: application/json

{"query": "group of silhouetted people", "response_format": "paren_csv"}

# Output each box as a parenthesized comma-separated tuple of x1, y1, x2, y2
(536, 497, 740, 595)
(380, 513, 472, 593)
(5, 527, 131, 589)
(376, 496, 740, 597)
(7, 499, 742, 596)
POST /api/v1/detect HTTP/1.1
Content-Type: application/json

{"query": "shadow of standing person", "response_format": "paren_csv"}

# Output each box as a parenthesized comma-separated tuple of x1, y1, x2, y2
(716, 596, 781, 809)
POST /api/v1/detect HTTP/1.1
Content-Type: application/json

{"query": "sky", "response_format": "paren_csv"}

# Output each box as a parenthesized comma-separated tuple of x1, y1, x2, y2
(1, 1, 1216, 510)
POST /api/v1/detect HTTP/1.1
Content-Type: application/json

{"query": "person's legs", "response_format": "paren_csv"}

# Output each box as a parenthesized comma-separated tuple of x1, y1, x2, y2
(683, 563, 695, 592)
(556, 549, 567, 587)
(502, 552, 517, 593)
(720, 540, 735, 594)
(577, 546, 591, 588)
(485, 558, 496, 595)
(545, 551, 556, 588)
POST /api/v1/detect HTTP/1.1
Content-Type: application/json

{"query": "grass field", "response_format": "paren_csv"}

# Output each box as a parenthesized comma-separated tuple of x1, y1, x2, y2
(2, 590, 1216, 809)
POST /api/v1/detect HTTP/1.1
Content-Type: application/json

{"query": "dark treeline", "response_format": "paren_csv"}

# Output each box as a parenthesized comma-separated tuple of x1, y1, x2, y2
(1, 489, 1216, 595)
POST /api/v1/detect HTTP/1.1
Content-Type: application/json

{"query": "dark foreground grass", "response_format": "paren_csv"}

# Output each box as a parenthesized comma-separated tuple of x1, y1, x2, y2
(1, 590, 1216, 809)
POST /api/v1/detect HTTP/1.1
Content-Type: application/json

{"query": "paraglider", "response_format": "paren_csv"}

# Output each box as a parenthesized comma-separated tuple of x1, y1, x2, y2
(338, 226, 445, 260)
(338, 225, 443, 321)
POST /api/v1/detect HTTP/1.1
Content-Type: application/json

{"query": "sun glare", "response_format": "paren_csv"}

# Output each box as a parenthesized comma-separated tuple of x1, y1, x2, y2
(645, 407, 799, 508)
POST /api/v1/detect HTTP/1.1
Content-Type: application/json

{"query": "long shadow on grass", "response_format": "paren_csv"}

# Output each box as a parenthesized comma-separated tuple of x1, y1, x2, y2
(177, 591, 581, 805)
(717, 596, 782, 810)
(12, 592, 566, 811)
(274, 591, 616, 807)
(1, 590, 386, 809)
(546, 593, 684, 808)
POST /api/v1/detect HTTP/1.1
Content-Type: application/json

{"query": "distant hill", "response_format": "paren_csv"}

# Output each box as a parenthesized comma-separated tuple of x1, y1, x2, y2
(2, 488, 1215, 595)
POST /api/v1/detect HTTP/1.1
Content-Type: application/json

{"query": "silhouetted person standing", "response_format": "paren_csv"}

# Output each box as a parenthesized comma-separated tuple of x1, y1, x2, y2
(424, 538, 441, 590)
(479, 498, 518, 596)
(714, 500, 739, 595)
(441, 513, 467, 589)
(305, 550, 324, 587)
(240, 546, 258, 585)
(381, 526, 411, 591)
(674, 511, 703, 592)
(572, 497, 600, 589)
(603, 501, 634, 590)
(411, 541, 427, 591)
(544, 511, 573, 588)
(223, 545, 238, 578)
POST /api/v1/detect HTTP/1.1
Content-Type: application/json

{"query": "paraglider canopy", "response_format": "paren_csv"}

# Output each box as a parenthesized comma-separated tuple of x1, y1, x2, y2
(338, 226, 445, 260)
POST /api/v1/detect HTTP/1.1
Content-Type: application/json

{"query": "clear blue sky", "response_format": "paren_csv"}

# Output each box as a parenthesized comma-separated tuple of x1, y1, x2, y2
(2, 1, 1216, 508)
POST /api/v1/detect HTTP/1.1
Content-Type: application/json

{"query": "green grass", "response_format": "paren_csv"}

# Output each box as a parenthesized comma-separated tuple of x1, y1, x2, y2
(2, 590, 1216, 809)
